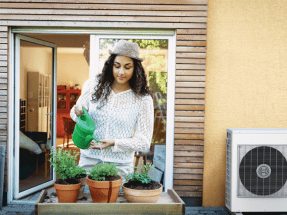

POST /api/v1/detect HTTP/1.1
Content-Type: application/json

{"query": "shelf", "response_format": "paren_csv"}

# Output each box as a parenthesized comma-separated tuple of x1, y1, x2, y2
(57, 87, 81, 113)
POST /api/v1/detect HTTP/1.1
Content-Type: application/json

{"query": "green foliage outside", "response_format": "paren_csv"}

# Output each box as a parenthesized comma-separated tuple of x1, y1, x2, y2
(99, 39, 168, 56)
(125, 161, 154, 184)
(149, 71, 167, 109)
(131, 40, 167, 110)
(128, 39, 168, 49)
(89, 162, 120, 181)
(49, 147, 86, 180)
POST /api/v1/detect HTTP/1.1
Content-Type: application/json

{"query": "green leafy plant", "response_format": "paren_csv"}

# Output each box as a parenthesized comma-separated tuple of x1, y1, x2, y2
(49, 146, 81, 180)
(74, 165, 87, 179)
(125, 161, 154, 184)
(89, 162, 120, 181)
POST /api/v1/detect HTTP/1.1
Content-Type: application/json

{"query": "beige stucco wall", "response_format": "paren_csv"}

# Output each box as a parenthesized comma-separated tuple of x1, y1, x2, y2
(20, 47, 51, 100)
(203, 0, 287, 206)
(57, 52, 89, 90)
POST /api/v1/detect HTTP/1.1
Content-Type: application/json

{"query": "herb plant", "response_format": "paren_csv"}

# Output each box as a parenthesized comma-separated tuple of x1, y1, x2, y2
(49, 146, 81, 180)
(89, 162, 120, 181)
(74, 165, 87, 178)
(125, 161, 154, 184)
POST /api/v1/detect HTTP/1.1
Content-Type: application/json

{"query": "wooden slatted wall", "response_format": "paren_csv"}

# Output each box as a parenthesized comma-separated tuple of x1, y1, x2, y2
(174, 29, 206, 197)
(0, 0, 207, 197)
(0, 25, 8, 193)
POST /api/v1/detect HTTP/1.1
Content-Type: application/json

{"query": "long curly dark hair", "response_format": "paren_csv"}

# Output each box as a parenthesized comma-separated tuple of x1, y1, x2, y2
(92, 54, 153, 107)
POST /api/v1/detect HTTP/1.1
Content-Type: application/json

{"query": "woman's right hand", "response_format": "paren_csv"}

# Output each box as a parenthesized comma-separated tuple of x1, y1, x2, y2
(73, 104, 89, 117)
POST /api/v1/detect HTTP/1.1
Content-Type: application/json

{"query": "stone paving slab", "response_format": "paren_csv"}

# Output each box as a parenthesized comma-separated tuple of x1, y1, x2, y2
(0, 204, 34, 215)
(186, 207, 230, 215)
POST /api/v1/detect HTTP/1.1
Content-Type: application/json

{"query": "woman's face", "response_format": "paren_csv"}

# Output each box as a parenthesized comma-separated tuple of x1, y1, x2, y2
(113, 55, 134, 86)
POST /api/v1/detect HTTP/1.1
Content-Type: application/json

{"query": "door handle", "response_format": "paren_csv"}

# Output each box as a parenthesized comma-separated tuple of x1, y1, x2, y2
(46, 112, 52, 115)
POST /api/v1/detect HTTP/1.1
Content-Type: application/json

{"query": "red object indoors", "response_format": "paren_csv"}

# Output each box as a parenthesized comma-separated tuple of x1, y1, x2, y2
(57, 87, 81, 137)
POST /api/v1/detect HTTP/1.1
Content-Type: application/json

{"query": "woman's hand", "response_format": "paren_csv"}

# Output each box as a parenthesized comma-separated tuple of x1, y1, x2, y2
(74, 104, 89, 117)
(88, 139, 115, 150)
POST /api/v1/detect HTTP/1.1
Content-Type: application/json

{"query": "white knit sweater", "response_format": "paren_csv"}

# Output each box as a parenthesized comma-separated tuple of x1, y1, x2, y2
(70, 77, 154, 164)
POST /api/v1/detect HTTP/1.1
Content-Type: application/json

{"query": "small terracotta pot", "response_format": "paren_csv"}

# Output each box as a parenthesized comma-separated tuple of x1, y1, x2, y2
(54, 182, 81, 203)
(86, 175, 122, 203)
(77, 175, 87, 200)
(122, 182, 163, 203)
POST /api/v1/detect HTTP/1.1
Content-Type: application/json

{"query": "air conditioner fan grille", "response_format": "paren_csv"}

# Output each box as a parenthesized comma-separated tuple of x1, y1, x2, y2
(238, 145, 287, 197)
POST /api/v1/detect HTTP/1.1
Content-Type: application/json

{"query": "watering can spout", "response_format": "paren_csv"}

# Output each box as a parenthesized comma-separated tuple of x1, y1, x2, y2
(85, 135, 99, 144)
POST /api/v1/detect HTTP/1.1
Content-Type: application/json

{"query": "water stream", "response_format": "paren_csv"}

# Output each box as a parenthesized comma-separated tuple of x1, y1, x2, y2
(98, 141, 104, 163)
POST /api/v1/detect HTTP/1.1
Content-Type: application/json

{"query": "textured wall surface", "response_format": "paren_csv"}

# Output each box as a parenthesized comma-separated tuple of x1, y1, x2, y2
(203, 0, 287, 206)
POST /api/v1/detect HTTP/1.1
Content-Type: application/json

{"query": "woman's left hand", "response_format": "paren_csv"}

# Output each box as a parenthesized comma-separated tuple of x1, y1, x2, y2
(87, 139, 115, 150)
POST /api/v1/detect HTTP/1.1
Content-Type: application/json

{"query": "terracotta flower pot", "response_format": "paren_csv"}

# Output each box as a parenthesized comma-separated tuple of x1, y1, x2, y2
(86, 175, 122, 203)
(122, 182, 163, 203)
(54, 182, 81, 203)
(77, 175, 87, 200)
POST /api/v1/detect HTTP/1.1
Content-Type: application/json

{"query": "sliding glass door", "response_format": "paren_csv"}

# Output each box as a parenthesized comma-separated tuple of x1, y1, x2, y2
(90, 35, 175, 191)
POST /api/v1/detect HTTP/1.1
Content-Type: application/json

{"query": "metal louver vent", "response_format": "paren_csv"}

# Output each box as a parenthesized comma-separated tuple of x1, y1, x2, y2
(226, 132, 232, 208)
(238, 145, 287, 198)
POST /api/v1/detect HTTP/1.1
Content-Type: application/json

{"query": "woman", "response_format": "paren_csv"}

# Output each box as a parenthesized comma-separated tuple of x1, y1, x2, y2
(70, 39, 154, 187)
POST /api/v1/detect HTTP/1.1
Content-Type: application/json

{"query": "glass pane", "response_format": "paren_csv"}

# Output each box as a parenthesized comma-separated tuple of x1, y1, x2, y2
(54, 34, 89, 145)
(57, 90, 67, 110)
(99, 38, 168, 190)
(19, 40, 53, 192)
(69, 90, 81, 111)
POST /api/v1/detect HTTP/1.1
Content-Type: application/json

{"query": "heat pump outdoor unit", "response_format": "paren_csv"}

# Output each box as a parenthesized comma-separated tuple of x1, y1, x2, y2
(226, 128, 287, 213)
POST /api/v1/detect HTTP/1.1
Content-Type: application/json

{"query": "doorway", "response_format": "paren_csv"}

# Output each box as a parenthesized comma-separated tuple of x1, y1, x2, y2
(8, 30, 175, 203)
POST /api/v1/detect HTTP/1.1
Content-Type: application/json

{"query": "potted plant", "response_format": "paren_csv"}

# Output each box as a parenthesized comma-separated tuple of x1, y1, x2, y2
(49, 147, 81, 203)
(122, 161, 163, 203)
(74, 165, 87, 199)
(86, 162, 122, 203)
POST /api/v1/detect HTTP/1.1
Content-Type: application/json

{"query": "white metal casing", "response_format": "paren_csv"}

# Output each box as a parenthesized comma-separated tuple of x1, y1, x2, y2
(226, 128, 287, 212)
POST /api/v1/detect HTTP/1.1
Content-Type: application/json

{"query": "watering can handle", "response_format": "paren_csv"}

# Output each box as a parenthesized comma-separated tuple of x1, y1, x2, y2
(82, 107, 88, 116)
(81, 107, 99, 143)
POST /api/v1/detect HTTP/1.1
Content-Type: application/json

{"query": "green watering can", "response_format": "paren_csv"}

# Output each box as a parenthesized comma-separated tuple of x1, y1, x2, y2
(72, 107, 99, 149)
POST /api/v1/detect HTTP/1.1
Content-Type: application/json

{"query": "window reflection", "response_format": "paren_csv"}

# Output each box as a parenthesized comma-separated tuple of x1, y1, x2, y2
(19, 40, 53, 192)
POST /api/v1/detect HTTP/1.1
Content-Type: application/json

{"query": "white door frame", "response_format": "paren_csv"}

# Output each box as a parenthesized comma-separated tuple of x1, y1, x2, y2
(91, 35, 176, 192)
(7, 28, 176, 203)
(8, 33, 57, 203)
